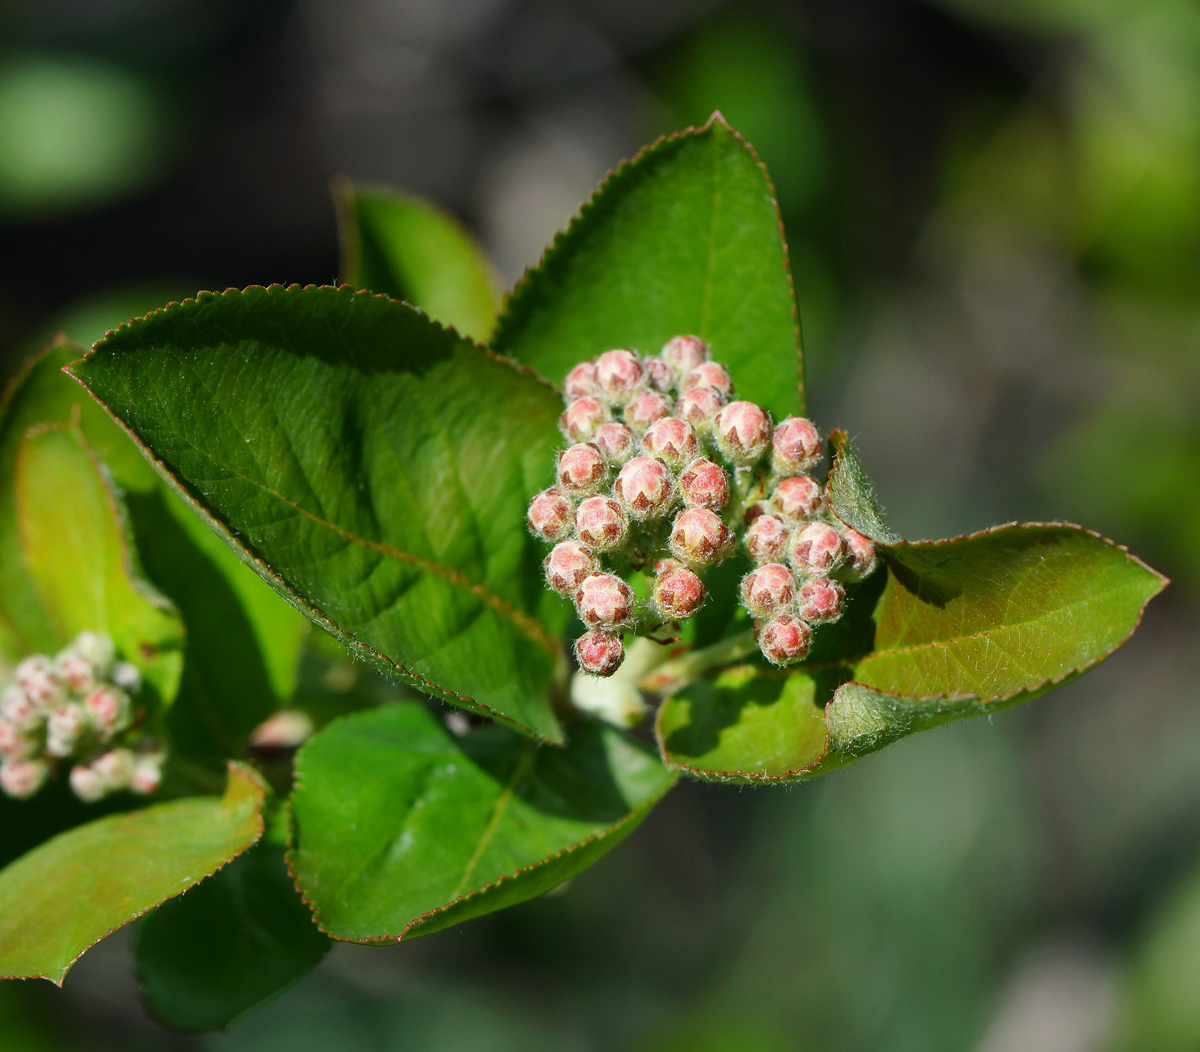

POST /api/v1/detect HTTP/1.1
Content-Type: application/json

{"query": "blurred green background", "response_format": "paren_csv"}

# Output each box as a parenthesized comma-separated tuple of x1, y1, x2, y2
(2, 0, 1198, 1049)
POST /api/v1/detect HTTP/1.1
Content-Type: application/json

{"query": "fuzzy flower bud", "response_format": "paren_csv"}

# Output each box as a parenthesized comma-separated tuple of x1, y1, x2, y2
(788, 521, 846, 577)
(15, 656, 64, 708)
(682, 361, 733, 397)
(795, 577, 845, 624)
(741, 563, 797, 619)
(574, 630, 625, 677)
(590, 422, 636, 465)
(85, 685, 132, 742)
(757, 614, 812, 666)
(772, 416, 822, 473)
(1, 758, 50, 799)
(594, 349, 644, 405)
(0, 685, 41, 733)
(112, 661, 142, 693)
(641, 417, 700, 469)
(55, 650, 98, 694)
(678, 457, 729, 510)
(575, 496, 628, 551)
(614, 456, 674, 521)
(661, 335, 709, 377)
(669, 508, 732, 568)
(559, 396, 609, 441)
(46, 701, 87, 757)
(744, 513, 790, 564)
(563, 360, 600, 400)
(70, 763, 106, 802)
(643, 355, 674, 392)
(527, 487, 574, 542)
(575, 574, 636, 629)
(624, 389, 674, 432)
(838, 527, 879, 582)
(131, 755, 164, 795)
(772, 475, 823, 522)
(93, 748, 136, 792)
(715, 400, 772, 465)
(544, 540, 599, 596)
(556, 443, 608, 495)
(72, 631, 115, 672)
(677, 386, 725, 430)
(0, 721, 37, 761)
(653, 565, 707, 620)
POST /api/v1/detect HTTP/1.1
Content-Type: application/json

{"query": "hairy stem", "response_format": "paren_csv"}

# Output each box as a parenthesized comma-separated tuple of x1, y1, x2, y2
(637, 629, 757, 696)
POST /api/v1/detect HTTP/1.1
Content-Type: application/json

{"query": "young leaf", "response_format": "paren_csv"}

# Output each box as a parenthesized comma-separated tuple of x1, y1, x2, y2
(135, 843, 328, 1031)
(493, 113, 805, 419)
(69, 285, 568, 743)
(0, 763, 266, 984)
(15, 424, 183, 703)
(335, 180, 500, 343)
(288, 702, 677, 942)
(824, 429, 899, 543)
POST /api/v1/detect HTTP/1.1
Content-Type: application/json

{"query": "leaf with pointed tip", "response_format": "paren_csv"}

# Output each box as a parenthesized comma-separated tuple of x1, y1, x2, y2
(824, 429, 899, 543)
(0, 763, 265, 984)
(69, 285, 568, 743)
(336, 180, 500, 344)
(493, 114, 804, 419)
(288, 702, 677, 942)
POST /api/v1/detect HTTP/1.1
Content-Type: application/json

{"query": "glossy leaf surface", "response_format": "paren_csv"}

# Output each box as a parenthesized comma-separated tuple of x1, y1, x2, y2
(289, 702, 676, 942)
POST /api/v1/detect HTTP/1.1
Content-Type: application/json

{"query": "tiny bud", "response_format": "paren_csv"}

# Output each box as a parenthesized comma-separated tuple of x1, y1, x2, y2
(795, 577, 845, 624)
(575, 574, 636, 629)
(85, 686, 132, 742)
(624, 389, 674, 432)
(527, 487, 574, 542)
(655, 557, 683, 575)
(661, 335, 709, 376)
(15, 656, 64, 708)
(789, 521, 846, 576)
(643, 355, 674, 392)
(677, 386, 726, 429)
(55, 650, 97, 693)
(72, 631, 114, 672)
(838, 527, 879, 582)
(574, 630, 625, 676)
(575, 496, 628, 551)
(563, 360, 600, 400)
(614, 456, 674, 520)
(0, 721, 37, 760)
(669, 508, 733, 568)
(131, 756, 164, 795)
(249, 710, 314, 749)
(757, 614, 812, 666)
(682, 361, 733, 397)
(93, 748, 136, 792)
(678, 457, 729, 510)
(715, 400, 772, 465)
(556, 443, 608, 495)
(1, 758, 50, 799)
(772, 416, 822, 473)
(544, 540, 599, 595)
(641, 417, 700, 469)
(591, 421, 636, 465)
(653, 566, 707, 620)
(772, 475, 823, 521)
(111, 661, 142, 693)
(744, 514, 790, 564)
(46, 702, 86, 757)
(741, 563, 797, 619)
(0, 685, 41, 733)
(594, 349, 644, 404)
(70, 763, 106, 802)
(559, 396, 610, 441)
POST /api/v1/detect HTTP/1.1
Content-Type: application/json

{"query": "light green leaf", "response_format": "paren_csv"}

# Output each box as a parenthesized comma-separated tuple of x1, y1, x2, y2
(0, 762, 266, 984)
(288, 702, 677, 942)
(824, 429, 899, 543)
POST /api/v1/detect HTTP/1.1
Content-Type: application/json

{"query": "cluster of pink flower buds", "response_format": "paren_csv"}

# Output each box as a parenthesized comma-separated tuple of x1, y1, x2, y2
(0, 631, 164, 802)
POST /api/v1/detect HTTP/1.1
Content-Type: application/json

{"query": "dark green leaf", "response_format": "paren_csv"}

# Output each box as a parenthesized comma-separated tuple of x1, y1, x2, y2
(493, 113, 805, 419)
(0, 763, 266, 984)
(288, 702, 677, 941)
(824, 429, 899, 543)
(135, 843, 328, 1031)
(69, 285, 569, 742)
(336, 180, 500, 343)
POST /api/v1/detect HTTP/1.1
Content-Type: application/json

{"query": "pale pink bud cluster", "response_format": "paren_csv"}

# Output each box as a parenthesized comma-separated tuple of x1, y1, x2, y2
(0, 631, 165, 802)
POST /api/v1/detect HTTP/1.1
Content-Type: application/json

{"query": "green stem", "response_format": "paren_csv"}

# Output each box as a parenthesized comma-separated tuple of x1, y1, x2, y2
(637, 628, 758, 696)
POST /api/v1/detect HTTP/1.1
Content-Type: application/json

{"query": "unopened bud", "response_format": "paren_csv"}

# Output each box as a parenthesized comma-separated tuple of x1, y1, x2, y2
(72, 631, 114, 672)
(643, 355, 674, 392)
(838, 527, 879, 581)
(563, 360, 600, 400)
(0, 721, 36, 760)
(70, 763, 106, 802)
(591, 422, 636, 465)
(15, 656, 63, 708)
(527, 487, 574, 542)
(93, 748, 135, 791)
(772, 475, 823, 521)
(641, 417, 700, 469)
(795, 577, 845, 623)
(575, 574, 636, 629)
(560, 396, 609, 441)
(744, 514, 790, 564)
(46, 702, 86, 757)
(556, 443, 608, 495)
(682, 361, 733, 397)
(131, 756, 164, 795)
(715, 400, 772, 465)
(757, 614, 812, 666)
(653, 565, 707, 620)
(55, 650, 97, 693)
(113, 661, 142, 693)
(614, 456, 674, 520)
(574, 630, 625, 676)
(594, 349, 644, 404)
(788, 521, 846, 576)
(0, 685, 41, 733)
(772, 416, 822, 473)
(678, 458, 729, 510)
(544, 540, 599, 595)
(741, 563, 797, 619)
(624, 389, 674, 432)
(85, 686, 132, 742)
(677, 386, 725, 429)
(575, 496, 628, 551)
(1, 758, 50, 799)
(661, 335, 709, 376)
(249, 710, 314, 749)
(669, 508, 732, 568)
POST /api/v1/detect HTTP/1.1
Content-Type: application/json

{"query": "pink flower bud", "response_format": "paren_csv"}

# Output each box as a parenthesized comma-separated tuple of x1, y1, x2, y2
(0, 685, 41, 733)
(544, 540, 599, 595)
(574, 630, 624, 677)
(15, 656, 64, 708)
(595, 349, 644, 404)
(85, 686, 132, 742)
(131, 756, 164, 795)
(575, 574, 636, 629)
(641, 417, 700, 468)
(772, 416, 822, 473)
(55, 651, 97, 693)
(556, 443, 608, 495)
(575, 496, 628, 551)
(0, 721, 36, 761)
(682, 361, 733, 397)
(772, 475, 823, 521)
(795, 577, 845, 623)
(1, 758, 50, 799)
(655, 557, 683, 574)
(757, 614, 812, 666)
(563, 360, 600, 400)
(591, 421, 636, 465)
(643, 355, 674, 392)
(669, 508, 733, 568)
(653, 565, 707, 620)
(624, 389, 674, 432)
(662, 335, 709, 376)
(70, 763, 106, 802)
(46, 702, 86, 757)
(838, 527, 879, 581)
(527, 487, 574, 542)
(559, 396, 610, 441)
(741, 563, 797, 619)
(614, 456, 674, 520)
(744, 514, 789, 564)
(789, 521, 846, 576)
(73, 631, 115, 670)
(93, 748, 135, 791)
(677, 385, 725, 429)
(715, 400, 772, 465)
(678, 457, 729, 510)
(250, 710, 314, 749)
